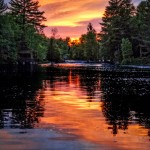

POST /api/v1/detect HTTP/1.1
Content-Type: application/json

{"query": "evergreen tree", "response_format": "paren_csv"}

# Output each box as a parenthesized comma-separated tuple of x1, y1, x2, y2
(136, 0, 150, 58)
(0, 13, 19, 63)
(0, 0, 7, 14)
(56, 38, 70, 60)
(9, 0, 46, 32)
(9, 0, 47, 62)
(25, 26, 48, 62)
(47, 28, 61, 63)
(121, 38, 133, 64)
(85, 23, 99, 61)
(67, 23, 99, 61)
(100, 0, 135, 62)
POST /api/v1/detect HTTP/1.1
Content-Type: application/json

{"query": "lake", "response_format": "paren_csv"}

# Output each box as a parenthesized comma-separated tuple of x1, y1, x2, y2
(0, 64, 150, 150)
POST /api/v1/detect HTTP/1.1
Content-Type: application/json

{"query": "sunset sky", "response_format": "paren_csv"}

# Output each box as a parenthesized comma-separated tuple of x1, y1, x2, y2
(5, 0, 141, 39)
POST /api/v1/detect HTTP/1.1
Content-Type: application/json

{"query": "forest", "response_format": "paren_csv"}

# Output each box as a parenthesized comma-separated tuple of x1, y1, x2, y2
(0, 0, 150, 65)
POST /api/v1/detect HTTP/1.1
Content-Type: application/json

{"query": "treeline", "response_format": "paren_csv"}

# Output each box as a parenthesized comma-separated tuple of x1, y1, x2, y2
(71, 0, 150, 65)
(0, 0, 98, 64)
(0, 0, 74, 64)
(68, 23, 99, 61)
(99, 0, 150, 65)
(0, 0, 49, 64)
(0, 0, 150, 65)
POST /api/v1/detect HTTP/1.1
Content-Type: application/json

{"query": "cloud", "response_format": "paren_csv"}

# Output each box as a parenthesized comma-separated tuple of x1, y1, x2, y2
(40, 0, 107, 27)
(44, 18, 102, 39)
(5, 0, 143, 38)
(38, 0, 108, 38)
(44, 26, 86, 39)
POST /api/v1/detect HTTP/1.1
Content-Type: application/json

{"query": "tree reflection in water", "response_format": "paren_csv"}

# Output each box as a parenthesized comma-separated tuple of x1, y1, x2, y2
(0, 66, 150, 139)
(100, 72, 150, 136)
(43, 66, 150, 138)
(0, 72, 44, 129)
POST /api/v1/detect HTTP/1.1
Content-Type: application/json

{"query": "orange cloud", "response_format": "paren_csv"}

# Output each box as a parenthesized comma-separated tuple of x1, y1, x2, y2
(44, 18, 101, 39)
(40, 0, 107, 27)
(6, 0, 141, 38)
(38, 0, 108, 38)
(39, 0, 141, 38)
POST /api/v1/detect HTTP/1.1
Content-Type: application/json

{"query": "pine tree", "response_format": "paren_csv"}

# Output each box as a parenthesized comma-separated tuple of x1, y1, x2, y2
(47, 28, 61, 64)
(85, 23, 99, 61)
(9, 0, 47, 62)
(100, 0, 135, 62)
(121, 38, 133, 64)
(0, 14, 19, 64)
(9, 0, 46, 32)
(136, 0, 150, 58)
(0, 0, 7, 14)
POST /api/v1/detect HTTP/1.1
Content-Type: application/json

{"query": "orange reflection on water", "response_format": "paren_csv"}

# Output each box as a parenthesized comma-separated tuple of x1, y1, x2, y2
(36, 71, 150, 150)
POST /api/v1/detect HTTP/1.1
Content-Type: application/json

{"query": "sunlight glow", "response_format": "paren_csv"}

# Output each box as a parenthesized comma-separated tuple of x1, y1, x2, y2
(35, 70, 150, 150)
(38, 0, 108, 38)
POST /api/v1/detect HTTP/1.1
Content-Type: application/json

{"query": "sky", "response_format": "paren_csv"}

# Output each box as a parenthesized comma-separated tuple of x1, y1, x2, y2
(40, 0, 108, 39)
(5, 0, 141, 39)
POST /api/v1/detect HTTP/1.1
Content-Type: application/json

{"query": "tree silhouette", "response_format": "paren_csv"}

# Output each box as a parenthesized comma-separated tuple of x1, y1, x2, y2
(9, 0, 46, 33)
(9, 0, 47, 61)
(0, 0, 7, 14)
(136, 0, 150, 58)
(100, 0, 135, 62)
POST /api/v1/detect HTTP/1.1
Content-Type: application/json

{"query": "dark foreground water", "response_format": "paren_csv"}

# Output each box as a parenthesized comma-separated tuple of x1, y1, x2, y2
(0, 64, 150, 150)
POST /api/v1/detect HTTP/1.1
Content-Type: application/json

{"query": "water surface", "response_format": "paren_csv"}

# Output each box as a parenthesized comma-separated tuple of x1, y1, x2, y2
(0, 64, 150, 150)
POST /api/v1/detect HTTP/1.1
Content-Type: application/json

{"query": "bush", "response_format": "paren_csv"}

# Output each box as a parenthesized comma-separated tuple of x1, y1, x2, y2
(131, 58, 150, 65)
(121, 58, 133, 65)
(121, 57, 150, 65)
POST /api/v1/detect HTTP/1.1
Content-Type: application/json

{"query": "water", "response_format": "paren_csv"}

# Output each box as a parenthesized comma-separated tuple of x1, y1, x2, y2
(0, 64, 150, 150)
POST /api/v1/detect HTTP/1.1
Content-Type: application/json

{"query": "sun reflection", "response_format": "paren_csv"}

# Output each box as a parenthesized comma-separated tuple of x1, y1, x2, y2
(34, 68, 150, 150)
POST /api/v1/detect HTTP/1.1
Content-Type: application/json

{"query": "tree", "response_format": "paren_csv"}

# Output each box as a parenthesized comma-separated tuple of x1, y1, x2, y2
(0, 0, 7, 14)
(70, 41, 84, 60)
(136, 0, 150, 58)
(64, 37, 71, 59)
(87, 22, 96, 33)
(0, 0, 8, 63)
(85, 23, 99, 61)
(0, 13, 20, 64)
(47, 38, 61, 63)
(9, 0, 47, 62)
(99, 42, 110, 62)
(121, 38, 133, 64)
(25, 26, 48, 62)
(9, 0, 46, 32)
(47, 28, 60, 63)
(66, 23, 99, 61)
(100, 0, 135, 62)
(56, 38, 70, 60)
(51, 27, 58, 38)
